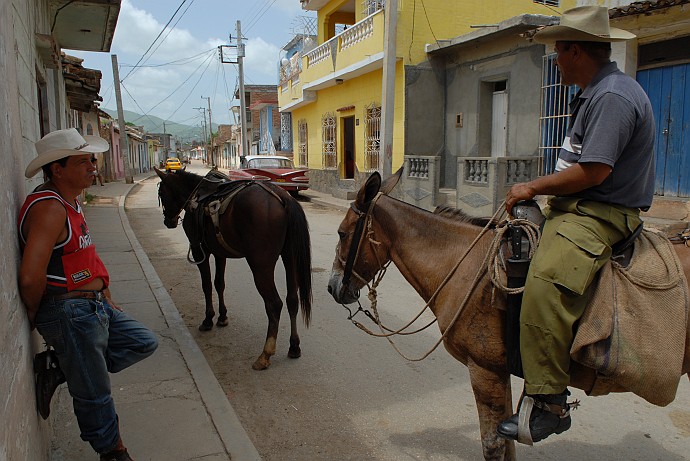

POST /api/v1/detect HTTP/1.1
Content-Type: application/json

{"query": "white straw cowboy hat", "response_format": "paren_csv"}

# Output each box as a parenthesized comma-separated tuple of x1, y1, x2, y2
(25, 128, 109, 178)
(534, 5, 635, 44)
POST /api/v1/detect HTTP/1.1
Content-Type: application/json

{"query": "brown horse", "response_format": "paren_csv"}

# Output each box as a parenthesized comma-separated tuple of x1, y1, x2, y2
(328, 170, 690, 460)
(156, 168, 312, 370)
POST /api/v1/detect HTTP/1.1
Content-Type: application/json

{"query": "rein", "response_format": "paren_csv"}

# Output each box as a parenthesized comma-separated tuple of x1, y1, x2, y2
(340, 198, 514, 361)
(159, 175, 207, 264)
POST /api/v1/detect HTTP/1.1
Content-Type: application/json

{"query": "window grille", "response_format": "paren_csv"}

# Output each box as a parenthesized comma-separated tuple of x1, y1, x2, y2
(539, 53, 577, 175)
(322, 113, 337, 169)
(364, 103, 381, 172)
(281, 112, 292, 152)
(533, 0, 559, 6)
(297, 119, 308, 167)
(362, 0, 384, 17)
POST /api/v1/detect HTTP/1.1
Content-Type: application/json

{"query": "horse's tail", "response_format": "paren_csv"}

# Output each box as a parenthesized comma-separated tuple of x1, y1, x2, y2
(284, 195, 312, 327)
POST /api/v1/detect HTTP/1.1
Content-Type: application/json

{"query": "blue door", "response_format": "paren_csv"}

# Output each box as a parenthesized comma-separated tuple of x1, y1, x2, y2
(637, 63, 690, 197)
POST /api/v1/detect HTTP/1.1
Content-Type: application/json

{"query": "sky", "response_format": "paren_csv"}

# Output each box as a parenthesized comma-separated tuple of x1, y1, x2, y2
(68, 0, 315, 138)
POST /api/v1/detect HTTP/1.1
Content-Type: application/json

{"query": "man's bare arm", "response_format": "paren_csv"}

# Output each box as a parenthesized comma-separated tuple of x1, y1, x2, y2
(18, 200, 67, 328)
(505, 162, 612, 214)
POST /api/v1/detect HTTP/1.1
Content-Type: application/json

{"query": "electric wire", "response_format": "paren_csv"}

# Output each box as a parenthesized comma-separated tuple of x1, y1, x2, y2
(245, 0, 280, 33)
(121, 0, 190, 82)
(144, 0, 199, 65)
(130, 49, 216, 123)
(120, 48, 214, 68)
(120, 82, 165, 131)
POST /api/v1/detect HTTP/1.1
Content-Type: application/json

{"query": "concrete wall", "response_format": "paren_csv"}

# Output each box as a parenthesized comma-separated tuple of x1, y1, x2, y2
(403, 62, 445, 179)
(441, 41, 545, 189)
(1, 1, 62, 460)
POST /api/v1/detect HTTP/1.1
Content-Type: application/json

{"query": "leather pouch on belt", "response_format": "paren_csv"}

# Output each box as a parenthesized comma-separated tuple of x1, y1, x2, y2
(533, 221, 608, 295)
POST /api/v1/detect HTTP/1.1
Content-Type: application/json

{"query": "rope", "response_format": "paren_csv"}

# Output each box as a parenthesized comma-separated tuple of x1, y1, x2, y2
(347, 202, 510, 361)
(487, 218, 541, 295)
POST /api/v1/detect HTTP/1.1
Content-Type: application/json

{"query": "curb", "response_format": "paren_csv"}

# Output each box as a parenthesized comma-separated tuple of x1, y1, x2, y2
(119, 178, 262, 461)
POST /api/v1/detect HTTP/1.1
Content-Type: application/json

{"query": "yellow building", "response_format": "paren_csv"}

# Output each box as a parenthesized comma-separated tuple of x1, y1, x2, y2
(279, 0, 578, 195)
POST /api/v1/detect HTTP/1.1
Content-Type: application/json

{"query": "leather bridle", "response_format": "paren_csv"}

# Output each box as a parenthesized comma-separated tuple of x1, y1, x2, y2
(340, 192, 385, 289)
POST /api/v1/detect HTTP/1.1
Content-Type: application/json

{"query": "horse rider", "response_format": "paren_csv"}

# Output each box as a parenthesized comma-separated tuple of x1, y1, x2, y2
(18, 128, 158, 461)
(499, 6, 655, 443)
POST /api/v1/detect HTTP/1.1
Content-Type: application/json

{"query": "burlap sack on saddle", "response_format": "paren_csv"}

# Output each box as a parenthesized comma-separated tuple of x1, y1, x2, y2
(570, 229, 690, 406)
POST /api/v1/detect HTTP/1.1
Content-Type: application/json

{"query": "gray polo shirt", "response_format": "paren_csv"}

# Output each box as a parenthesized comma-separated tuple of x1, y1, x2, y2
(556, 61, 655, 209)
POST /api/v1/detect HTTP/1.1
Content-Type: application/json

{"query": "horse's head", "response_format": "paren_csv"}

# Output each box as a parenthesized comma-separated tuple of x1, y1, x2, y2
(328, 167, 402, 304)
(155, 167, 188, 229)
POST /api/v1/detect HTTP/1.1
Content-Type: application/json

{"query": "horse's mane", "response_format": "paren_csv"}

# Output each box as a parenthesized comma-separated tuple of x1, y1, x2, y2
(172, 168, 205, 186)
(433, 205, 497, 229)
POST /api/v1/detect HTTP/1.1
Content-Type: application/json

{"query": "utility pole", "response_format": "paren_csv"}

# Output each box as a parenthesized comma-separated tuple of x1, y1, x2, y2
(218, 24, 246, 158)
(202, 96, 214, 167)
(380, 0, 398, 178)
(194, 106, 208, 164)
(111, 54, 134, 183)
(237, 20, 249, 158)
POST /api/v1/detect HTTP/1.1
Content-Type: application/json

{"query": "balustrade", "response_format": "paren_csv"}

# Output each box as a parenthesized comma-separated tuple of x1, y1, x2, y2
(340, 16, 374, 51)
(464, 159, 489, 184)
(505, 159, 533, 184)
(306, 39, 334, 67)
(408, 157, 430, 179)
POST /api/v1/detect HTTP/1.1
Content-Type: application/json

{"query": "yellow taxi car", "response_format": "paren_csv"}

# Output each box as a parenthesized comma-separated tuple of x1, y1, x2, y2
(164, 157, 183, 173)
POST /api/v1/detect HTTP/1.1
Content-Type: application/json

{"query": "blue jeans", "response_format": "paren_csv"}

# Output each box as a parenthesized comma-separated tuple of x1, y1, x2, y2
(35, 296, 158, 454)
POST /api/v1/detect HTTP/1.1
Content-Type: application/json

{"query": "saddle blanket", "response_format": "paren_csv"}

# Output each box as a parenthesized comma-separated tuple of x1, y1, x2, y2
(571, 229, 690, 406)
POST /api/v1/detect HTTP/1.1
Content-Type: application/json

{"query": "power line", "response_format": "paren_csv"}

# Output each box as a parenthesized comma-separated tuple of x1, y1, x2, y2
(121, 0, 190, 82)
(130, 50, 216, 122)
(162, 52, 216, 122)
(120, 82, 165, 131)
(245, 0, 280, 33)
(120, 48, 214, 68)
(144, 0, 199, 64)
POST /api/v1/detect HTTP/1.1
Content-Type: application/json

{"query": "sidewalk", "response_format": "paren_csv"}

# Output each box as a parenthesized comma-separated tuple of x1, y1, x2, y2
(50, 173, 261, 461)
(300, 188, 351, 213)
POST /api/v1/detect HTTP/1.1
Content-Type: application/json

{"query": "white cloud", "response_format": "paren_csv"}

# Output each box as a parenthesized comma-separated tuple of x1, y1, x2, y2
(244, 37, 280, 85)
(116, 0, 206, 65)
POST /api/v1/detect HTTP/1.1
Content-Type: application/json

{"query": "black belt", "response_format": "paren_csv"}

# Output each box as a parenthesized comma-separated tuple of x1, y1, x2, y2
(44, 290, 105, 302)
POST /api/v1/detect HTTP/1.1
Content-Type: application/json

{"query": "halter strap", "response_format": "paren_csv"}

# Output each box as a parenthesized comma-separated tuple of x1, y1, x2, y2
(341, 192, 383, 288)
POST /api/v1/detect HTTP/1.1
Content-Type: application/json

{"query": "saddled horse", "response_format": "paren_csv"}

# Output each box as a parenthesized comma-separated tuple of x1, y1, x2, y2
(328, 170, 690, 460)
(156, 168, 312, 370)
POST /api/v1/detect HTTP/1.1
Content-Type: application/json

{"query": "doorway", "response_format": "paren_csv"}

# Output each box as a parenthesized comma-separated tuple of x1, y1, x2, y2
(343, 116, 355, 179)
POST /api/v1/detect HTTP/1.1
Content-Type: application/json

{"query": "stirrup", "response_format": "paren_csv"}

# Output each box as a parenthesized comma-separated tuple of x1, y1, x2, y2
(516, 395, 580, 445)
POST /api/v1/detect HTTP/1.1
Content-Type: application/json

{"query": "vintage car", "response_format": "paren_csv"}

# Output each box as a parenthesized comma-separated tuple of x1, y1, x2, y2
(164, 157, 183, 172)
(228, 155, 309, 195)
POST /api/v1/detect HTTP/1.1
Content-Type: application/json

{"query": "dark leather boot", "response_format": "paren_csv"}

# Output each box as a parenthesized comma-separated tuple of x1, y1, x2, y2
(33, 350, 66, 420)
(100, 438, 134, 461)
(497, 390, 572, 444)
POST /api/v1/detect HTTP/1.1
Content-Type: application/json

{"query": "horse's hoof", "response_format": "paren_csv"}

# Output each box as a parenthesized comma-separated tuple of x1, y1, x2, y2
(216, 317, 229, 327)
(199, 322, 213, 331)
(288, 348, 301, 359)
(252, 358, 270, 370)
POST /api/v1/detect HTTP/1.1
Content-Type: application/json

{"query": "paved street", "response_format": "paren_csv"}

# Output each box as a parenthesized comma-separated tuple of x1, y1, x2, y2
(123, 163, 690, 460)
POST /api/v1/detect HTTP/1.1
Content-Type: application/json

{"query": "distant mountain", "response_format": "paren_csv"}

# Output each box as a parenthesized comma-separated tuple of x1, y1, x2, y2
(101, 108, 217, 141)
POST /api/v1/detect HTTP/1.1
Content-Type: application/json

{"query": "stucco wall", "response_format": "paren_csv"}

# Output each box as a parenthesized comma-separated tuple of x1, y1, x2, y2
(1, 1, 58, 460)
(441, 42, 545, 189)
(291, 64, 405, 178)
(403, 61, 445, 179)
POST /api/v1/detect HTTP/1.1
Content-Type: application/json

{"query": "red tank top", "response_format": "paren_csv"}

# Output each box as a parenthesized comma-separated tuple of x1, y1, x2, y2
(18, 190, 110, 294)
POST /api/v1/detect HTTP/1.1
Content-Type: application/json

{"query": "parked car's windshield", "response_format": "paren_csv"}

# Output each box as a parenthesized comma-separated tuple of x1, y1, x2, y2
(247, 158, 294, 169)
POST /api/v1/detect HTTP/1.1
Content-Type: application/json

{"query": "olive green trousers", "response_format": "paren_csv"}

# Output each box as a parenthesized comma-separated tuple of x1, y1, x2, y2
(520, 197, 642, 395)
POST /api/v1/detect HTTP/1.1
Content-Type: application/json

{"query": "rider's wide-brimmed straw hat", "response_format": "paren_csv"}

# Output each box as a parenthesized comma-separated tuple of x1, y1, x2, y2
(534, 5, 636, 44)
(25, 128, 109, 178)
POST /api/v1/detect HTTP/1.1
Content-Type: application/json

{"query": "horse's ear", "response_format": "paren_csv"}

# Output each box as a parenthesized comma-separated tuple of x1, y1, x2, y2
(356, 171, 381, 206)
(380, 167, 403, 195)
(154, 167, 166, 180)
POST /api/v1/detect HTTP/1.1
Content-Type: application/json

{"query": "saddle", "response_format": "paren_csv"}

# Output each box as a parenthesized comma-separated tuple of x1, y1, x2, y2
(186, 172, 284, 255)
(502, 202, 690, 406)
